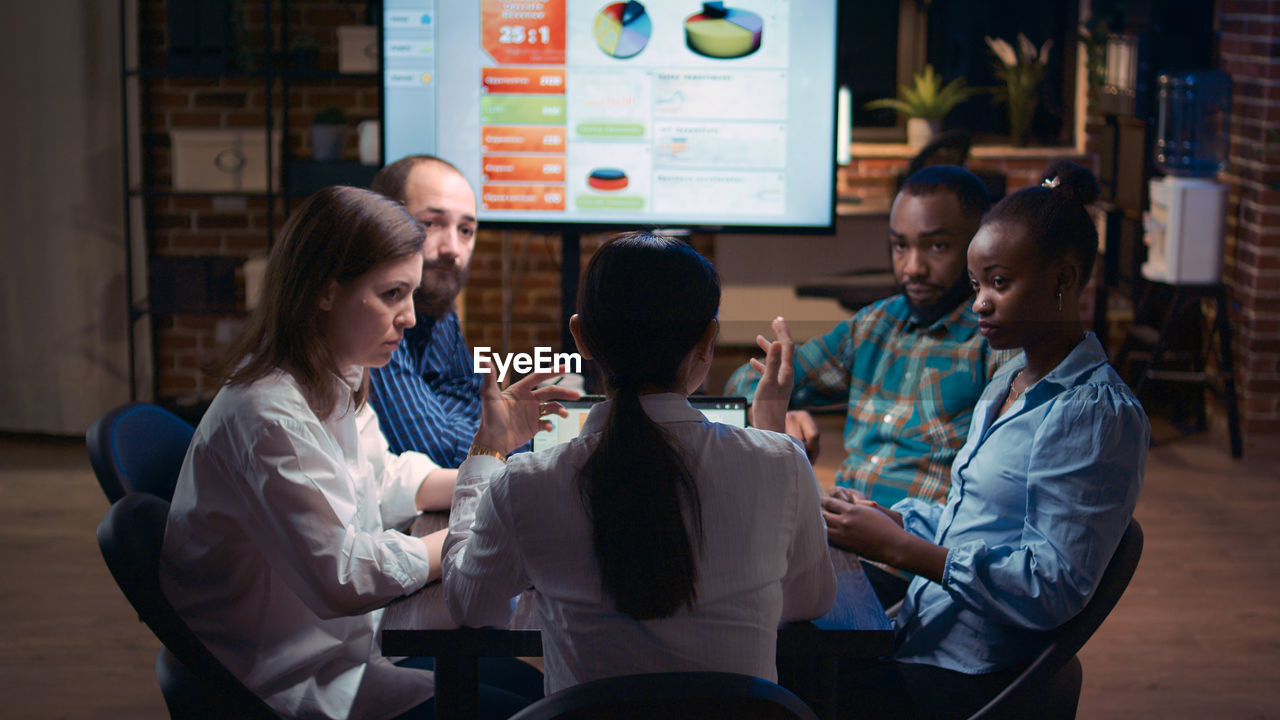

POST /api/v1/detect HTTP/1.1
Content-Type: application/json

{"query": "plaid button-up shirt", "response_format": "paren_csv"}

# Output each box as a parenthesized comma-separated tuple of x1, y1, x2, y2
(725, 294, 1011, 509)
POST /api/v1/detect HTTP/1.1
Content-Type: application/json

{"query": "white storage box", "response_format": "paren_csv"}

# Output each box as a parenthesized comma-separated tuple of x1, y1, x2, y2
(1142, 176, 1227, 285)
(171, 129, 280, 192)
(338, 25, 378, 74)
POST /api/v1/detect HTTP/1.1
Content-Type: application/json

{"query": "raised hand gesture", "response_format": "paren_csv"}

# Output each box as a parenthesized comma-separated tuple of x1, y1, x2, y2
(473, 367, 582, 456)
(749, 317, 796, 433)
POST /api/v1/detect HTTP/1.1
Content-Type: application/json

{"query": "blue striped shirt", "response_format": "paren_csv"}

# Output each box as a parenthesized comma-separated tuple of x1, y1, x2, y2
(368, 312, 481, 467)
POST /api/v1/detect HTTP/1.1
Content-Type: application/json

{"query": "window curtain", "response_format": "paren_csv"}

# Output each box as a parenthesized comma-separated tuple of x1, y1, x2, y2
(0, 1, 133, 434)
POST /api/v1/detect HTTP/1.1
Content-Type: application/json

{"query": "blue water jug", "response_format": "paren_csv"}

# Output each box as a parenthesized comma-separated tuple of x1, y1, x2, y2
(1155, 70, 1232, 177)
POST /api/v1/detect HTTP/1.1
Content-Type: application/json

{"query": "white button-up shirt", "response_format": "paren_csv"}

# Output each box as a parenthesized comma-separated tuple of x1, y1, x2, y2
(443, 393, 836, 694)
(162, 368, 439, 720)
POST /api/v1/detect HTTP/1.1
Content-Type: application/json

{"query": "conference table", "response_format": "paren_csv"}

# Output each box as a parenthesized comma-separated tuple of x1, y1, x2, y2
(382, 513, 893, 720)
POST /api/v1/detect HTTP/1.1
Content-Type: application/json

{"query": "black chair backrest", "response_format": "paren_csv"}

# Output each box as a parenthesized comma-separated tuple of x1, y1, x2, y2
(97, 493, 277, 719)
(508, 671, 819, 720)
(894, 129, 1006, 202)
(968, 518, 1145, 719)
(905, 130, 972, 177)
(87, 402, 195, 502)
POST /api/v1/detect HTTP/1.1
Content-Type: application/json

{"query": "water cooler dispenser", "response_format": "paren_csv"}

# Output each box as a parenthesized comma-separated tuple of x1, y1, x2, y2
(1115, 68, 1242, 458)
(1143, 177, 1226, 283)
(1142, 70, 1231, 284)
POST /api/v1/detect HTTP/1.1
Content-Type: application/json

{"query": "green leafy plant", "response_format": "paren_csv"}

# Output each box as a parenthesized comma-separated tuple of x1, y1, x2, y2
(864, 64, 981, 122)
(313, 107, 348, 126)
(986, 34, 1053, 145)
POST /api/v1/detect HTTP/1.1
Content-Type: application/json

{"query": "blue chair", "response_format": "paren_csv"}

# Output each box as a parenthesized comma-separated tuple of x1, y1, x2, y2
(967, 519, 1145, 720)
(86, 402, 195, 502)
(508, 671, 819, 720)
(97, 492, 278, 719)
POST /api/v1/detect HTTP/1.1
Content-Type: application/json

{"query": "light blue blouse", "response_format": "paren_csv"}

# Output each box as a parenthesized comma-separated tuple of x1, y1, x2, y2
(891, 333, 1148, 674)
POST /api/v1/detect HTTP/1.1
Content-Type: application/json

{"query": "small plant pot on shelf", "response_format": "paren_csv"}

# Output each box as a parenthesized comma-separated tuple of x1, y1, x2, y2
(907, 118, 940, 150)
(311, 125, 346, 161)
(864, 64, 980, 153)
(310, 107, 348, 162)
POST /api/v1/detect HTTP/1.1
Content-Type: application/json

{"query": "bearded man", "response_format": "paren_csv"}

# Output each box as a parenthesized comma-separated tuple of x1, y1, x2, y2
(368, 155, 483, 467)
(725, 165, 1012, 607)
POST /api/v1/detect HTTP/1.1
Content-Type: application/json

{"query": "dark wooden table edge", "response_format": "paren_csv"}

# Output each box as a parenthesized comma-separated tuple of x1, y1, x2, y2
(382, 628, 543, 658)
(383, 626, 894, 661)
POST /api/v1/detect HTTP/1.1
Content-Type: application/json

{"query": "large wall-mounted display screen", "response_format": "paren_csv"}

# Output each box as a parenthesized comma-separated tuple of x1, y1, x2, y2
(383, 1, 838, 231)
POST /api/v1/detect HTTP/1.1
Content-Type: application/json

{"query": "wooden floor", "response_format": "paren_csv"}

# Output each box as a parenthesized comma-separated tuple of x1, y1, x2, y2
(2, 417, 1277, 719)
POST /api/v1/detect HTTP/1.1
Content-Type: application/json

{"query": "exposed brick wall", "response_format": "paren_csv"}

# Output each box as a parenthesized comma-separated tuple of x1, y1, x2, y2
(155, 316, 226, 397)
(1219, 0, 1280, 438)
(461, 230, 587, 355)
(838, 157, 906, 203)
(837, 149, 1094, 204)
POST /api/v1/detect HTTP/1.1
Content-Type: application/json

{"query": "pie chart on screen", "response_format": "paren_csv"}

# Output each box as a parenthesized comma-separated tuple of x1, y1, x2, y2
(684, 1, 763, 59)
(593, 1, 652, 59)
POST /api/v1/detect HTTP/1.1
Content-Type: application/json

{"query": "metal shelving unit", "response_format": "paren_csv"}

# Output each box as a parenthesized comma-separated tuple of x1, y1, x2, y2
(119, 0, 380, 405)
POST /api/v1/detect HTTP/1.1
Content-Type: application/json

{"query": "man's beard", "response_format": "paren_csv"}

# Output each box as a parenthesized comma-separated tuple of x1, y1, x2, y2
(901, 273, 974, 326)
(414, 261, 469, 320)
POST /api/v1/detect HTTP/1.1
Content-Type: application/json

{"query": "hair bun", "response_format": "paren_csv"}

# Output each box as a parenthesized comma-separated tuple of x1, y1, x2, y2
(1041, 160, 1100, 207)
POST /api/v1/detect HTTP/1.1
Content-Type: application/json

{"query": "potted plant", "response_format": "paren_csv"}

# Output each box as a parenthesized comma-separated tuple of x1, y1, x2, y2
(311, 107, 348, 161)
(865, 64, 981, 149)
(986, 33, 1053, 146)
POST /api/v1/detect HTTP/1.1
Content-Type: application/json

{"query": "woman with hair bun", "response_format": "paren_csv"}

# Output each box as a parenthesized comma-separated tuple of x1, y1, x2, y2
(831, 162, 1150, 718)
(442, 232, 836, 694)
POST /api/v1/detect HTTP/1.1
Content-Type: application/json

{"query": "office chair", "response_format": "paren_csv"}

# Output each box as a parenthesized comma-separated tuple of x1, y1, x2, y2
(508, 671, 819, 720)
(86, 402, 195, 503)
(967, 518, 1145, 720)
(893, 130, 1007, 202)
(905, 130, 973, 177)
(97, 492, 279, 720)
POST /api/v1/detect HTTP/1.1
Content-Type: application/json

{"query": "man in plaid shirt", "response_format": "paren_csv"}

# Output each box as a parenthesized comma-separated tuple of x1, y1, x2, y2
(725, 166, 1011, 606)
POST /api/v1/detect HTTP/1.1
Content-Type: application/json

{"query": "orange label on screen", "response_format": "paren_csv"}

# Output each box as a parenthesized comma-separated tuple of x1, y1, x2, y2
(482, 183, 566, 211)
(482, 67, 566, 94)
(481, 155, 566, 183)
(481, 126, 566, 153)
(481, 0, 566, 65)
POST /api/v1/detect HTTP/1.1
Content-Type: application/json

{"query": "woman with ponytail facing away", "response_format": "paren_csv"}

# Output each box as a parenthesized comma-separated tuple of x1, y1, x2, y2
(441, 232, 836, 693)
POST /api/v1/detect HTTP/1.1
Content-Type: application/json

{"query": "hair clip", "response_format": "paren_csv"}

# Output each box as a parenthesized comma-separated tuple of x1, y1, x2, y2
(1042, 176, 1061, 189)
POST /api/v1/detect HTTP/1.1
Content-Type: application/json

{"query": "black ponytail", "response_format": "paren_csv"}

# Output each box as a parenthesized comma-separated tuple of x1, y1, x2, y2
(575, 232, 720, 620)
(983, 160, 1101, 278)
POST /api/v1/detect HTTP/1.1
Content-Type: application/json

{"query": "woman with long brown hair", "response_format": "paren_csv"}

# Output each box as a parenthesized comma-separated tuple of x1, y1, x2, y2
(161, 186, 551, 719)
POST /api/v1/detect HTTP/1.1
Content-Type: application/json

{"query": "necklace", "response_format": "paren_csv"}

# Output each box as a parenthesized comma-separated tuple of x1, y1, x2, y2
(1006, 369, 1026, 405)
